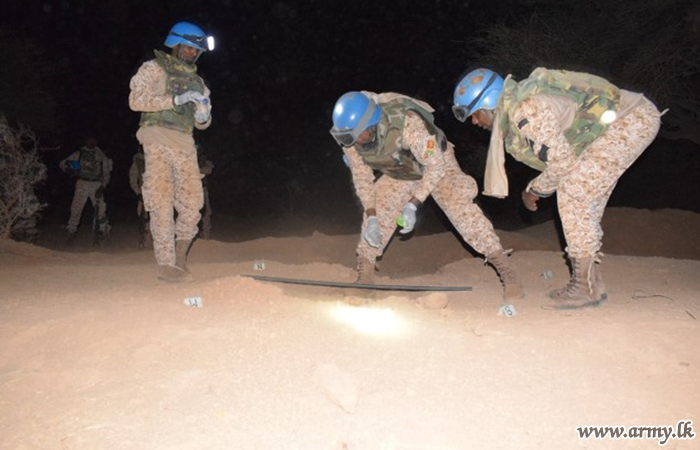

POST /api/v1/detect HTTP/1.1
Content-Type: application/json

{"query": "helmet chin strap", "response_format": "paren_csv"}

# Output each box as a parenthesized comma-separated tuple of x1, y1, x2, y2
(359, 125, 378, 148)
(352, 99, 378, 140)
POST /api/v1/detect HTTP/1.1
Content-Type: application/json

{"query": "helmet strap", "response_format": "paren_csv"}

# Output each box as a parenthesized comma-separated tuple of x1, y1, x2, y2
(173, 44, 200, 64)
(467, 72, 498, 113)
(353, 99, 378, 137)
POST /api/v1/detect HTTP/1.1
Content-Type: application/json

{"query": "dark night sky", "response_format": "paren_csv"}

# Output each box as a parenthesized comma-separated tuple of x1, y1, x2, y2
(2, 0, 699, 232)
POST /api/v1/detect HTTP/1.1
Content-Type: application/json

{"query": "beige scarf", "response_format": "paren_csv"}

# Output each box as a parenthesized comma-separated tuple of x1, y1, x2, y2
(482, 109, 509, 198)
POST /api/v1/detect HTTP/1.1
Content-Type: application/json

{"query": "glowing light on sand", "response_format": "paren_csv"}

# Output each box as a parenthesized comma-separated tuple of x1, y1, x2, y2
(330, 303, 406, 336)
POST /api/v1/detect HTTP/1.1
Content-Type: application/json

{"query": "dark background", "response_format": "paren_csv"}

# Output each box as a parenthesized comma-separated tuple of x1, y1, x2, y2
(2, 0, 699, 241)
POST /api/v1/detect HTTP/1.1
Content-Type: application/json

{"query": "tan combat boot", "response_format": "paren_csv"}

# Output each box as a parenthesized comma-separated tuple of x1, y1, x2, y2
(157, 264, 190, 283)
(341, 256, 377, 303)
(163, 239, 194, 282)
(175, 239, 193, 273)
(66, 231, 77, 247)
(549, 255, 607, 307)
(486, 251, 525, 301)
(355, 255, 376, 285)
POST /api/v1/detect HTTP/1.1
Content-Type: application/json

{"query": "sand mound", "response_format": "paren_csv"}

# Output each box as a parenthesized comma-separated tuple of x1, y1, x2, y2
(1, 208, 699, 448)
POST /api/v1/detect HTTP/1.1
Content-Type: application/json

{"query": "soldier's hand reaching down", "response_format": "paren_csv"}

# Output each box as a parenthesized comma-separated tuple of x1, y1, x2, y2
(398, 203, 417, 234)
(522, 190, 540, 212)
(362, 216, 382, 248)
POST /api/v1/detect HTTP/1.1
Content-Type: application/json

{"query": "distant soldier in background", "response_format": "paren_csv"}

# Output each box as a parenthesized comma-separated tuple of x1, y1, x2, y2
(196, 143, 214, 239)
(128, 149, 152, 248)
(59, 137, 112, 246)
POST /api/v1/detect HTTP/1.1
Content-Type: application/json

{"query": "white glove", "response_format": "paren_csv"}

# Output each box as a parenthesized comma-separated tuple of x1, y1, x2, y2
(398, 203, 417, 234)
(362, 216, 382, 248)
(173, 90, 205, 106)
(194, 99, 212, 123)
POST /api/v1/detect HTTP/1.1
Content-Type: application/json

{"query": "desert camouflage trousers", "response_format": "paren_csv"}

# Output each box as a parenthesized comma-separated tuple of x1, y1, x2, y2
(357, 152, 503, 263)
(141, 142, 203, 266)
(66, 179, 108, 233)
(558, 101, 661, 258)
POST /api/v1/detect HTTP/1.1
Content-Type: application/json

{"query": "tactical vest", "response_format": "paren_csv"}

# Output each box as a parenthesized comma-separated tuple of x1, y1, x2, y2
(139, 50, 206, 134)
(79, 147, 103, 181)
(498, 68, 621, 171)
(354, 98, 447, 181)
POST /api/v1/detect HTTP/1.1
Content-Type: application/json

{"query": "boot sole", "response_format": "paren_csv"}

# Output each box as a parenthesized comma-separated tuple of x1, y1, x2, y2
(157, 267, 194, 283)
(544, 294, 608, 311)
(157, 276, 194, 283)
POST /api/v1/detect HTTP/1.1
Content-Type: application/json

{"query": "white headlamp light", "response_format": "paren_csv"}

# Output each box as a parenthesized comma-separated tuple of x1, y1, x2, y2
(600, 110, 617, 125)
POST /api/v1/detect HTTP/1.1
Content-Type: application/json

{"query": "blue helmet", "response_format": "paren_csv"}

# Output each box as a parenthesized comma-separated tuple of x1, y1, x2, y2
(329, 92, 382, 147)
(164, 22, 214, 52)
(452, 69, 504, 122)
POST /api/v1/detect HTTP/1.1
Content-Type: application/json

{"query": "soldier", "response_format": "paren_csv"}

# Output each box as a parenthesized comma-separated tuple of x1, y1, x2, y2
(59, 137, 112, 246)
(196, 143, 214, 239)
(128, 149, 152, 248)
(452, 68, 662, 307)
(329, 91, 524, 301)
(128, 21, 214, 282)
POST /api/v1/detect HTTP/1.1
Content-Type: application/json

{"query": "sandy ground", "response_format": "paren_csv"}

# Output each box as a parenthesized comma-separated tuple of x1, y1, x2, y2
(0, 207, 699, 449)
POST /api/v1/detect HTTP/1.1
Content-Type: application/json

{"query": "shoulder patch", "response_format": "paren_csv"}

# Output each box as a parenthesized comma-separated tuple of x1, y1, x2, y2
(426, 137, 436, 157)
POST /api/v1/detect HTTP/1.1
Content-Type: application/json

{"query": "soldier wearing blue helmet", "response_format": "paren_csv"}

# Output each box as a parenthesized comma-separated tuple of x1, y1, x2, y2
(59, 137, 113, 246)
(331, 91, 524, 301)
(452, 68, 504, 123)
(128, 22, 214, 283)
(165, 22, 215, 63)
(453, 67, 663, 308)
(330, 92, 382, 148)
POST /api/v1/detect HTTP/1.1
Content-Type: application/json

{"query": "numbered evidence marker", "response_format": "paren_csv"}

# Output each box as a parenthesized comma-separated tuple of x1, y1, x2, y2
(184, 297, 203, 308)
(497, 303, 517, 318)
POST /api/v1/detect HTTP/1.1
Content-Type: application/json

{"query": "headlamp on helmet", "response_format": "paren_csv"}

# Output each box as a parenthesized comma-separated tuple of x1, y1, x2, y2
(164, 22, 214, 52)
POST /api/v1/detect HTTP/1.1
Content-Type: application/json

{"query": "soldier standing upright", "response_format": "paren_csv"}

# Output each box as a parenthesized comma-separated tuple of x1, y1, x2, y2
(128, 21, 215, 282)
(59, 137, 112, 246)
